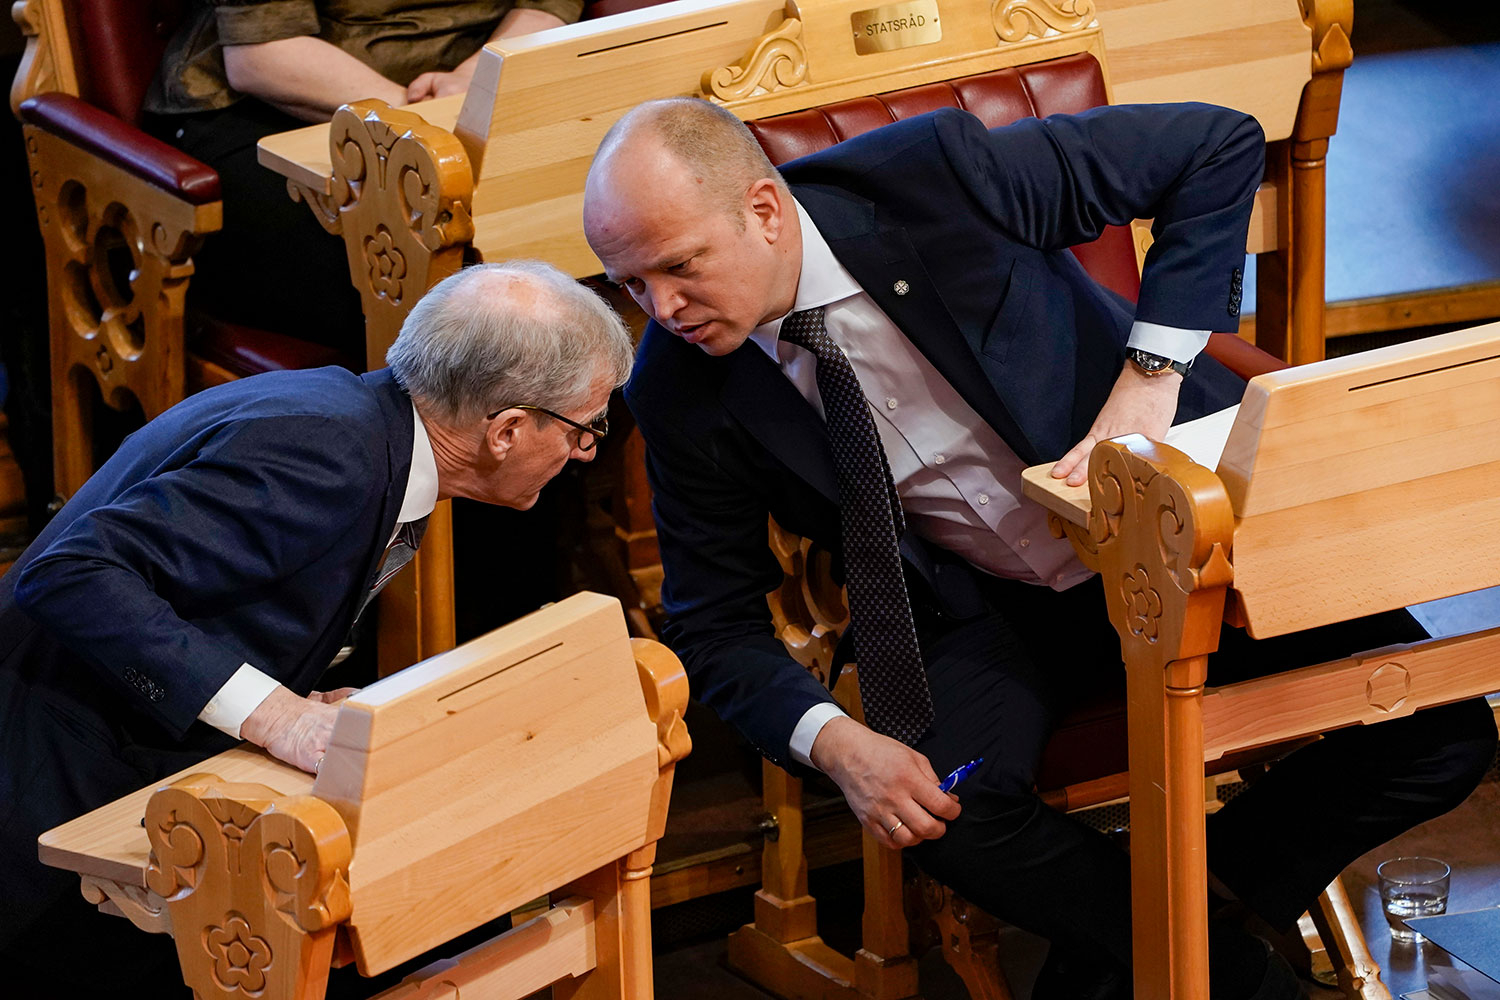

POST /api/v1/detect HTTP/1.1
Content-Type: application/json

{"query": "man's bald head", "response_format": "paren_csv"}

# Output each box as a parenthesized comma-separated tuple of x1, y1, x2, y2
(588, 98, 785, 228)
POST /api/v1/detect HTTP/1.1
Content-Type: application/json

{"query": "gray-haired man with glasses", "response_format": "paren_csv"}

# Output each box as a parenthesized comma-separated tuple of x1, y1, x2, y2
(0, 260, 634, 990)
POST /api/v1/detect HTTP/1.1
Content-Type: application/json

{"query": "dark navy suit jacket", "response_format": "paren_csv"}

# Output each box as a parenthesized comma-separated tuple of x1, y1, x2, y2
(626, 104, 1263, 768)
(0, 366, 414, 764)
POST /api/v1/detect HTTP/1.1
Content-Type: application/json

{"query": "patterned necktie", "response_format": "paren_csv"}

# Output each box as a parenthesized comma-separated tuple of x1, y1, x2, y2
(780, 307, 934, 745)
(359, 515, 429, 618)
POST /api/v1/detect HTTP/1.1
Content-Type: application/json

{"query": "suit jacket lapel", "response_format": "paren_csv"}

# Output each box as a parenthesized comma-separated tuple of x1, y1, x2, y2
(793, 185, 1036, 464)
(720, 341, 840, 504)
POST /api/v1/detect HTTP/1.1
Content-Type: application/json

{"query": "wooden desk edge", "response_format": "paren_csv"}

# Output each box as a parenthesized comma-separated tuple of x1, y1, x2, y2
(255, 96, 466, 193)
(1020, 464, 1091, 528)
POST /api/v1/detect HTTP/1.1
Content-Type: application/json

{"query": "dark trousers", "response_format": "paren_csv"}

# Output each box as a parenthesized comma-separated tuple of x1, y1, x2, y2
(900, 575, 1496, 977)
(145, 100, 367, 362)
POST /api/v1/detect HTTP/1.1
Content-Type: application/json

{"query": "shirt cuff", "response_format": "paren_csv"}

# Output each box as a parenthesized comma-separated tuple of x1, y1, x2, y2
(789, 701, 849, 768)
(198, 664, 283, 739)
(1127, 321, 1210, 365)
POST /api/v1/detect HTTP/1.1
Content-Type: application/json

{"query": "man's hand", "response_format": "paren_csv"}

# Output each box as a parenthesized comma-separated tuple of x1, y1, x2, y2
(810, 716, 960, 849)
(1050, 364, 1183, 486)
(240, 685, 359, 774)
(405, 69, 472, 103)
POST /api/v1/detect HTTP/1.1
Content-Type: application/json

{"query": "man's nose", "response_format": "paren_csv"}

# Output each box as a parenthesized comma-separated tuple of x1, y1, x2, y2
(647, 280, 685, 324)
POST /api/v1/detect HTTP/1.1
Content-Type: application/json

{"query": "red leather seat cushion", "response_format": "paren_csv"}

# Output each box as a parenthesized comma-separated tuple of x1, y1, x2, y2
(747, 53, 1141, 303)
(191, 315, 356, 378)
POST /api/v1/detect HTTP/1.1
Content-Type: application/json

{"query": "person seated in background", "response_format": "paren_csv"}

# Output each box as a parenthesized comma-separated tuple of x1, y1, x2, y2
(0, 260, 632, 996)
(143, 0, 584, 358)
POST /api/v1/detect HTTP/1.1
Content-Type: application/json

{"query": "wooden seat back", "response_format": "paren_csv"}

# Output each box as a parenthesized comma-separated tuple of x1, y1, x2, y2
(1218, 321, 1500, 637)
(318, 592, 665, 974)
(38, 593, 691, 999)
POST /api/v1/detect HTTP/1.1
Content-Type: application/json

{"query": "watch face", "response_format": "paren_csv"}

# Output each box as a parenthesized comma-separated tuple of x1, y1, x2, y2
(1130, 349, 1171, 372)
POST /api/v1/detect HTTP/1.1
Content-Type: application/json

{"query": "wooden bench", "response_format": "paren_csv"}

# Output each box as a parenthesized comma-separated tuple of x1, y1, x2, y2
(38, 593, 691, 1000)
(1019, 320, 1500, 998)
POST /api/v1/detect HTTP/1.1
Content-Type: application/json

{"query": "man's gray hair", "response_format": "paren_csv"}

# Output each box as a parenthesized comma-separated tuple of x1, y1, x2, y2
(386, 261, 634, 423)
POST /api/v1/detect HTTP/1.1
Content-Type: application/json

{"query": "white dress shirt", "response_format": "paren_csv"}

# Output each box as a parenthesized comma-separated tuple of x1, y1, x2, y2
(759, 201, 1207, 766)
(197, 401, 438, 738)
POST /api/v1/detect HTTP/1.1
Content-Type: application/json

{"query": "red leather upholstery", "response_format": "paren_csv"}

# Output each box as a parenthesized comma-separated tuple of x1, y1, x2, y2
(747, 53, 1142, 303)
(71, 0, 187, 128)
(1205, 331, 1289, 379)
(20, 93, 221, 203)
(583, 0, 673, 18)
(191, 316, 353, 378)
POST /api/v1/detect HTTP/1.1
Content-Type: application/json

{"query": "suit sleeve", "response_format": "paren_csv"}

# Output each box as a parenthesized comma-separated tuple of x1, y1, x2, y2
(629, 386, 839, 770)
(14, 415, 383, 739)
(933, 102, 1264, 332)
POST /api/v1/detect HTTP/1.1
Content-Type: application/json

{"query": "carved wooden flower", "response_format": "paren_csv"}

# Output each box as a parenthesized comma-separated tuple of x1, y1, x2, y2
(363, 228, 408, 300)
(1121, 567, 1163, 641)
(205, 915, 272, 994)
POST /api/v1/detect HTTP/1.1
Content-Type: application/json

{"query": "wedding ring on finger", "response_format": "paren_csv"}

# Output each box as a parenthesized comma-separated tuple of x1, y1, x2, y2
(314, 754, 324, 772)
(887, 819, 905, 838)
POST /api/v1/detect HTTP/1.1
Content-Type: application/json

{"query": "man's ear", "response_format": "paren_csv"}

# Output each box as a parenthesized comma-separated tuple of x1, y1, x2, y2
(747, 178, 785, 244)
(484, 410, 526, 462)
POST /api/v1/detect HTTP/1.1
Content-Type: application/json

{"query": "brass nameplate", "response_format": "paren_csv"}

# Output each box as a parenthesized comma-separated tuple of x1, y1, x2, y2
(851, 0, 942, 55)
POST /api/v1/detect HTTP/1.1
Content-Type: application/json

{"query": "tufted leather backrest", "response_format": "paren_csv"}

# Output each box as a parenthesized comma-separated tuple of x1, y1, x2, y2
(747, 52, 1141, 303)
(66, 0, 187, 127)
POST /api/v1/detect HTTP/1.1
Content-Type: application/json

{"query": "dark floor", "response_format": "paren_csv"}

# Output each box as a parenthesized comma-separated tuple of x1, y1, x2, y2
(648, 774, 1500, 999)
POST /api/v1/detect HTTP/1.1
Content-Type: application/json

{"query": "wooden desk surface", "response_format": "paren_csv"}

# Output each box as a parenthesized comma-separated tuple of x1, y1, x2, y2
(38, 745, 311, 888)
(1020, 464, 1092, 528)
(257, 94, 465, 193)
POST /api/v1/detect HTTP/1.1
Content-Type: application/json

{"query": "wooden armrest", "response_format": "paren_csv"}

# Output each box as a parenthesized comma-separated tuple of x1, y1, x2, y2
(19, 93, 220, 203)
(1205, 332, 1288, 380)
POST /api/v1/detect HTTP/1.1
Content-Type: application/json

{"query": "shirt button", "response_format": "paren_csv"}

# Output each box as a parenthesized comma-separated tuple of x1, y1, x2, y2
(885, 397, 898, 410)
(1019, 538, 1030, 547)
(978, 494, 989, 505)
(934, 454, 946, 465)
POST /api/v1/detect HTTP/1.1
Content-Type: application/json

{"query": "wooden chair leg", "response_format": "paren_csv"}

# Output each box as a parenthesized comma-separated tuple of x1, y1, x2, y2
(1309, 876, 1391, 1000)
(727, 762, 861, 997)
(853, 838, 919, 999)
(908, 874, 1013, 1000)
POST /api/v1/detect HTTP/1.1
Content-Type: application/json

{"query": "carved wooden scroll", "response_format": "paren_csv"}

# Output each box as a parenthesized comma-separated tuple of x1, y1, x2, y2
(145, 776, 352, 1000)
(992, 0, 1096, 44)
(10, 0, 78, 112)
(766, 516, 849, 687)
(701, 17, 810, 104)
(22, 123, 220, 497)
(287, 100, 475, 370)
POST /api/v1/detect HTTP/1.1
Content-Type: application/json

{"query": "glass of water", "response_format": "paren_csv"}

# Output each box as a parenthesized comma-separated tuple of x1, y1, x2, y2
(1377, 856, 1450, 944)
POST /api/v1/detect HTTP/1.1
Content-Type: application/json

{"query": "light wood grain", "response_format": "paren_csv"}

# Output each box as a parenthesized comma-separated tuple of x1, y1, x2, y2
(370, 897, 595, 1000)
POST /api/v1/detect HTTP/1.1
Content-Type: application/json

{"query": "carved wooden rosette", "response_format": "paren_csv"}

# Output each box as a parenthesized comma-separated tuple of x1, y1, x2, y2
(144, 776, 352, 1000)
(23, 123, 220, 497)
(288, 100, 475, 371)
(992, 0, 1096, 44)
(701, 17, 810, 103)
(905, 871, 1012, 1000)
(1085, 437, 1233, 999)
(767, 516, 850, 687)
(1087, 437, 1233, 675)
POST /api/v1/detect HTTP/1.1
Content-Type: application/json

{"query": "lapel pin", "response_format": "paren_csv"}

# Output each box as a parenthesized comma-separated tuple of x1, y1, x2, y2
(893, 280, 910, 296)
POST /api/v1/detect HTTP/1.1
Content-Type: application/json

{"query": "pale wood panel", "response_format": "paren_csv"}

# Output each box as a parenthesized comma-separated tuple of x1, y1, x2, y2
(1230, 462, 1500, 637)
(1201, 628, 1500, 761)
(370, 897, 596, 1000)
(37, 746, 310, 887)
(319, 593, 661, 975)
(1094, 0, 1311, 138)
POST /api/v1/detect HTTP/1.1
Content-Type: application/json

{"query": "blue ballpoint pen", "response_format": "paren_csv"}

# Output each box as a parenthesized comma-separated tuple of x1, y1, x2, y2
(938, 757, 984, 793)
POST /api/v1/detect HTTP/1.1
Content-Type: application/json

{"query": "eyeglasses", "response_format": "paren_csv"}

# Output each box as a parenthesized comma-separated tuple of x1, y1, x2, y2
(486, 403, 609, 452)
